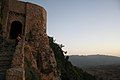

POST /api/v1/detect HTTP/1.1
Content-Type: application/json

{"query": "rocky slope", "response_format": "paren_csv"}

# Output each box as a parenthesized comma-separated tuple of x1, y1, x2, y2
(49, 37, 97, 80)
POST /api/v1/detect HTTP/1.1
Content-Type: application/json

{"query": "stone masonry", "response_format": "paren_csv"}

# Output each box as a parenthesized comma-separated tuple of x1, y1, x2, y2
(0, 0, 60, 80)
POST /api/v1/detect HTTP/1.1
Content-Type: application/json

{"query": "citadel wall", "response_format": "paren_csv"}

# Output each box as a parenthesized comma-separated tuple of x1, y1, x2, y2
(0, 0, 59, 80)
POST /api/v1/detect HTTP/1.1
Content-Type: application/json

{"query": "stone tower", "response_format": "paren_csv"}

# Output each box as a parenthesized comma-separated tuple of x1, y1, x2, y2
(0, 0, 59, 80)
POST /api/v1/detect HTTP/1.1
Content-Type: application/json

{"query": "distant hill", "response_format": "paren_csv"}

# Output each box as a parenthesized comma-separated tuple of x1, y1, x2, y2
(85, 65, 120, 80)
(69, 55, 120, 68)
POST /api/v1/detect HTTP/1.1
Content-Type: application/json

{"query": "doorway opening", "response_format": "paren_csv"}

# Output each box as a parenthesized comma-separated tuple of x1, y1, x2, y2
(9, 21, 22, 39)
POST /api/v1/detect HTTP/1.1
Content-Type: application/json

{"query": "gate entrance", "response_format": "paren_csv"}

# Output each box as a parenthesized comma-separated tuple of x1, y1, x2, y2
(9, 21, 22, 39)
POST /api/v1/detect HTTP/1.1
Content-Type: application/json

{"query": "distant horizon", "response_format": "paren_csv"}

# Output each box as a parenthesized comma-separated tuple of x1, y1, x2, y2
(66, 54, 120, 57)
(64, 51, 120, 57)
(20, 0, 120, 57)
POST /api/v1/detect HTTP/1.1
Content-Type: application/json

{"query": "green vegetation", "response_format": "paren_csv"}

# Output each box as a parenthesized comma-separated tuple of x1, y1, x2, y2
(49, 37, 96, 80)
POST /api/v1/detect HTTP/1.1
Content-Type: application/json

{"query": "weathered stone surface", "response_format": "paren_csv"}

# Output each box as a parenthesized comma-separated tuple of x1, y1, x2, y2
(24, 44, 38, 70)
(6, 68, 25, 80)
(0, 0, 60, 80)
(12, 39, 24, 68)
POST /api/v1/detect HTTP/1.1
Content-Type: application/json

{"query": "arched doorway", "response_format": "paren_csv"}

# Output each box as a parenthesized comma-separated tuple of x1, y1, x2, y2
(9, 21, 22, 39)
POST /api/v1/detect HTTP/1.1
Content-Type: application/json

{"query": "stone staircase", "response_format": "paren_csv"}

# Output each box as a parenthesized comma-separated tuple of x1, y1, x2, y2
(0, 36, 16, 80)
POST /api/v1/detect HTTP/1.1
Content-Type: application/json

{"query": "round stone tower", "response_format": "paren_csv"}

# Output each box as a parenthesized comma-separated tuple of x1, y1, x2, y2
(2, 0, 47, 39)
(0, 0, 59, 80)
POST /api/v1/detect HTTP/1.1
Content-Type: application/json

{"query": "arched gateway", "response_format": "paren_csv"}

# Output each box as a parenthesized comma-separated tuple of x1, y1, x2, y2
(9, 21, 22, 39)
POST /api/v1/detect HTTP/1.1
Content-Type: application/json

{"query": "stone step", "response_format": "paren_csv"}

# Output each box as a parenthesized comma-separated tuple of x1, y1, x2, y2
(0, 57, 13, 60)
(0, 57, 12, 60)
(0, 39, 16, 79)
(0, 58, 12, 61)
(0, 60, 12, 64)
(0, 54, 13, 69)
(0, 55, 13, 57)
(0, 53, 13, 56)
(0, 74, 5, 80)
(0, 61, 12, 66)
(0, 72, 6, 80)
(0, 54, 13, 57)
(0, 69, 7, 73)
(0, 64, 11, 69)
(0, 65, 11, 69)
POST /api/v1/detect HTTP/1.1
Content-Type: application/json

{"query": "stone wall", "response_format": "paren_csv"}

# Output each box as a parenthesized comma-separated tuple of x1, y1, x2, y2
(6, 39, 25, 80)
(25, 3, 46, 34)
(1, 0, 60, 80)
(0, 4, 1, 16)
(2, 0, 10, 38)
(9, 0, 25, 14)
(25, 3, 59, 80)
(5, 0, 26, 38)
(0, 0, 3, 30)
(7, 10, 25, 38)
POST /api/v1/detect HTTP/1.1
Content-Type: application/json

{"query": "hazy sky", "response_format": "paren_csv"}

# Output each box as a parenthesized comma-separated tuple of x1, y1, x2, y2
(20, 0, 120, 56)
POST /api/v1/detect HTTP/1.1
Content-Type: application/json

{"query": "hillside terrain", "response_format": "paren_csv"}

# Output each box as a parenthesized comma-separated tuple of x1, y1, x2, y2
(85, 65, 120, 80)
(69, 55, 120, 68)
(69, 55, 120, 80)
(49, 37, 97, 80)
